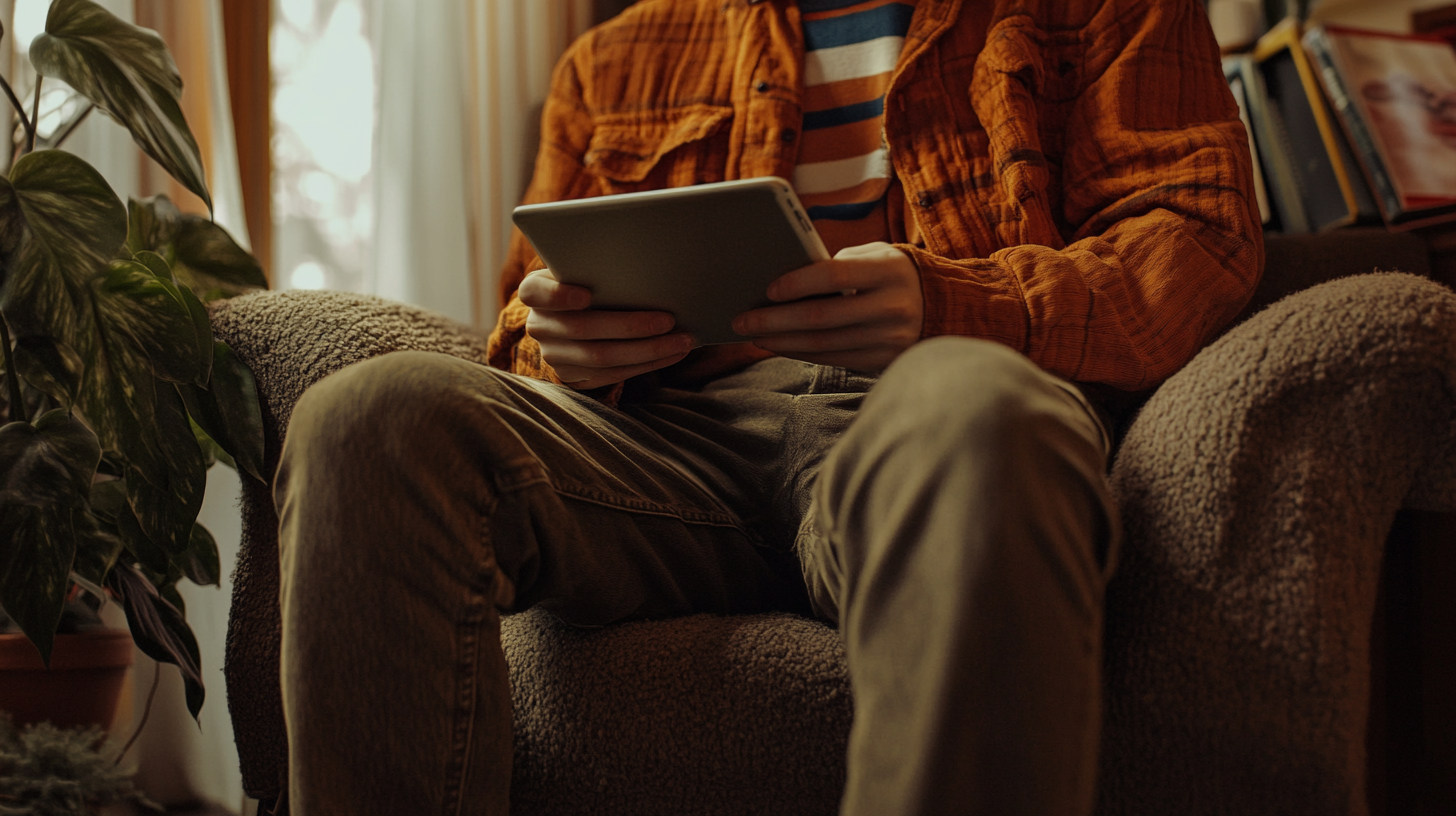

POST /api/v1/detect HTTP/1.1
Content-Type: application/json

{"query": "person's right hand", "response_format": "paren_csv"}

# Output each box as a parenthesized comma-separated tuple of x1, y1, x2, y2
(520, 268, 695, 390)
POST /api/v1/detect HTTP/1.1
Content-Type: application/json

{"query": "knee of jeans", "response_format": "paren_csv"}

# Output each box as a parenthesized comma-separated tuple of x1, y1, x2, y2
(868, 336, 1062, 462)
(285, 351, 514, 469)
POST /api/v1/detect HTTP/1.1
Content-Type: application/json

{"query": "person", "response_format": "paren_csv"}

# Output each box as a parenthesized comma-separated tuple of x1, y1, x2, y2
(273, 0, 1263, 814)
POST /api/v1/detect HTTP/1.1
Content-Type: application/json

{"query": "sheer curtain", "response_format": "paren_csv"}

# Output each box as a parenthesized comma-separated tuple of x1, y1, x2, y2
(277, 0, 591, 327)
(367, 0, 591, 326)
(459, 0, 592, 324)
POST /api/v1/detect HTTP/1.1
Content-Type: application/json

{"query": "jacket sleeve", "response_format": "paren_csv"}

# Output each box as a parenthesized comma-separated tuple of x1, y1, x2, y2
(487, 40, 599, 384)
(905, 0, 1263, 391)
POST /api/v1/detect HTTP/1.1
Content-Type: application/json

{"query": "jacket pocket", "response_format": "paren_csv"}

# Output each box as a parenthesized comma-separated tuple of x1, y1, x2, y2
(584, 104, 734, 194)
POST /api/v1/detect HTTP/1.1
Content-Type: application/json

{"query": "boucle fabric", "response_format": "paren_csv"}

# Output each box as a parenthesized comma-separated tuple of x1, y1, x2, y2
(1099, 272, 1456, 815)
(212, 270, 1454, 815)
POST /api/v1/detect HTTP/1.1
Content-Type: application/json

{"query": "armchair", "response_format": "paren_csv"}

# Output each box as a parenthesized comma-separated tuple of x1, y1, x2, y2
(216, 230, 1455, 816)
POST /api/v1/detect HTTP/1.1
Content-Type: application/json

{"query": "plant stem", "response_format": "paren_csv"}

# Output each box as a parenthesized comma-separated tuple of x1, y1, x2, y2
(0, 314, 26, 425)
(27, 76, 41, 154)
(51, 103, 94, 149)
(116, 661, 161, 767)
(0, 76, 35, 146)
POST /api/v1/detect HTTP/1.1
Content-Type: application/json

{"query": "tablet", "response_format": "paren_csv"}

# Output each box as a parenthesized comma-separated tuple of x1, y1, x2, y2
(512, 176, 830, 345)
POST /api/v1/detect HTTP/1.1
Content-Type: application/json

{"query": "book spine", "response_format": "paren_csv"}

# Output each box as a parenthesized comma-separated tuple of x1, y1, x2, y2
(1302, 26, 1405, 223)
(1240, 59, 1311, 233)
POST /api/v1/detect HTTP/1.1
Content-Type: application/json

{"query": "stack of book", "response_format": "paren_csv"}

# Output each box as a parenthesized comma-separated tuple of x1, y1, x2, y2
(1224, 14, 1456, 232)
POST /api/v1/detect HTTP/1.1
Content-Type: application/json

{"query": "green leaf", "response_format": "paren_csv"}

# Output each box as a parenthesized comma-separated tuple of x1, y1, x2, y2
(123, 383, 205, 560)
(12, 335, 85, 408)
(178, 342, 264, 482)
(130, 250, 213, 385)
(0, 151, 127, 342)
(31, 0, 211, 212)
(70, 505, 123, 587)
(0, 410, 101, 663)
(124, 194, 180, 260)
(1, 410, 100, 507)
(107, 562, 204, 719)
(98, 258, 200, 385)
(171, 216, 266, 299)
(113, 490, 170, 574)
(179, 523, 219, 587)
(173, 268, 213, 385)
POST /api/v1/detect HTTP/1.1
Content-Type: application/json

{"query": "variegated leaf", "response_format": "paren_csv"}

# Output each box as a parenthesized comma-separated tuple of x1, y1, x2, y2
(70, 504, 124, 587)
(108, 562, 205, 719)
(99, 258, 201, 385)
(172, 215, 266, 299)
(179, 522, 220, 587)
(177, 342, 264, 482)
(122, 381, 205, 558)
(124, 194, 180, 260)
(0, 410, 101, 662)
(31, 0, 211, 212)
(13, 335, 85, 408)
(0, 151, 126, 342)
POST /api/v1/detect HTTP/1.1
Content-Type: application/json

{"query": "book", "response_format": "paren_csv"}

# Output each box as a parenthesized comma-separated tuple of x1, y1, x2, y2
(1254, 19, 1380, 232)
(1303, 23, 1456, 229)
(1412, 3, 1456, 48)
(1225, 53, 1308, 232)
(1224, 56, 1273, 225)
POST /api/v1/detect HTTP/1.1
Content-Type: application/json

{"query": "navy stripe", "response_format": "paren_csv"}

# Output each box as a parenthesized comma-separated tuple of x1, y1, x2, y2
(803, 96, 884, 130)
(803, 3, 914, 51)
(808, 200, 882, 221)
(799, 0, 877, 12)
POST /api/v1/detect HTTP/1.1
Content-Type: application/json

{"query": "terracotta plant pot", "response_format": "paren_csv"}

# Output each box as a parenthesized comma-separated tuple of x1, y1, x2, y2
(0, 630, 133, 732)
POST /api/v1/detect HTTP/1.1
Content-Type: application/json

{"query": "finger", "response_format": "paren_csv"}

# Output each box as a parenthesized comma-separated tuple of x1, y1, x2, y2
(734, 290, 901, 336)
(528, 308, 677, 342)
(556, 350, 692, 390)
(519, 268, 592, 310)
(766, 258, 899, 302)
(539, 331, 695, 372)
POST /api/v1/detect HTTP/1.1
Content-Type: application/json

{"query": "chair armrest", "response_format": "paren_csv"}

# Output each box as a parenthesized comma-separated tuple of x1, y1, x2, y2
(1100, 272, 1456, 814)
(209, 289, 494, 439)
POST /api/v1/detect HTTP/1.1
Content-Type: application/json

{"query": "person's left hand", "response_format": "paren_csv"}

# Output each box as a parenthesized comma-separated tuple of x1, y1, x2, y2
(731, 242, 924, 372)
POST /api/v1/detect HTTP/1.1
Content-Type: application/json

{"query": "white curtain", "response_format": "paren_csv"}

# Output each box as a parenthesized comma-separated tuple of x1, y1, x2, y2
(363, 0, 590, 327)
(459, 0, 592, 325)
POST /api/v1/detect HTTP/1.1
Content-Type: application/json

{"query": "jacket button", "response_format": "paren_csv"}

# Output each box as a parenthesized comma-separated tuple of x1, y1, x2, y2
(781, 128, 797, 143)
(756, 80, 770, 92)
(917, 195, 933, 208)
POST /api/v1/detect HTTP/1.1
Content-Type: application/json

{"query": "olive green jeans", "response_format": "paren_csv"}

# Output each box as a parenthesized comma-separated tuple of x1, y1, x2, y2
(274, 336, 1117, 816)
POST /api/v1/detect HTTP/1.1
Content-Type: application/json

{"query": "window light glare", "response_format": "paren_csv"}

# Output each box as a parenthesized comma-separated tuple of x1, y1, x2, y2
(278, 0, 316, 32)
(290, 261, 327, 290)
(12, 0, 49, 55)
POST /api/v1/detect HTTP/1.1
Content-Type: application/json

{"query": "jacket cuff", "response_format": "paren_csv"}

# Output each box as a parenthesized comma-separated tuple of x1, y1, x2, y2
(898, 244, 1029, 352)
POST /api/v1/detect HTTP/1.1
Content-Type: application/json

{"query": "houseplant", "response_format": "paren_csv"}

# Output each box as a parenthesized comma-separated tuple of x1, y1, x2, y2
(0, 712, 152, 815)
(0, 0, 267, 720)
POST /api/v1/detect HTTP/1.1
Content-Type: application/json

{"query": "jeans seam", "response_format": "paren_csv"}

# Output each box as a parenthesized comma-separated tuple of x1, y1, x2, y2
(442, 483, 503, 815)
(552, 479, 747, 530)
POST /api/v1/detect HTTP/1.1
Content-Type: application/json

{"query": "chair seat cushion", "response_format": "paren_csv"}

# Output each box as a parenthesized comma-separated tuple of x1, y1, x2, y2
(503, 608, 852, 816)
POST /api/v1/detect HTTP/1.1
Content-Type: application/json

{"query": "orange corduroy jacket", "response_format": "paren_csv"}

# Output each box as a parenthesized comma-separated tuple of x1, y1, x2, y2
(487, 0, 1264, 394)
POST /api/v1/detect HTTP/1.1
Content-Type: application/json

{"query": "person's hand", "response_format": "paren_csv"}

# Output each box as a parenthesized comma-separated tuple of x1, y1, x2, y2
(731, 242, 924, 372)
(520, 268, 695, 390)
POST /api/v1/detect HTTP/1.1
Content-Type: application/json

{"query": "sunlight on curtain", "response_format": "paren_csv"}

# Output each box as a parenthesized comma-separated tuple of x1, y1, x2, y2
(463, 0, 592, 325)
(272, 0, 375, 294)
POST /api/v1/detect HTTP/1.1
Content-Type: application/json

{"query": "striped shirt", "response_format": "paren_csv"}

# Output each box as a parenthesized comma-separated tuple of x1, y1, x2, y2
(795, 0, 918, 255)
